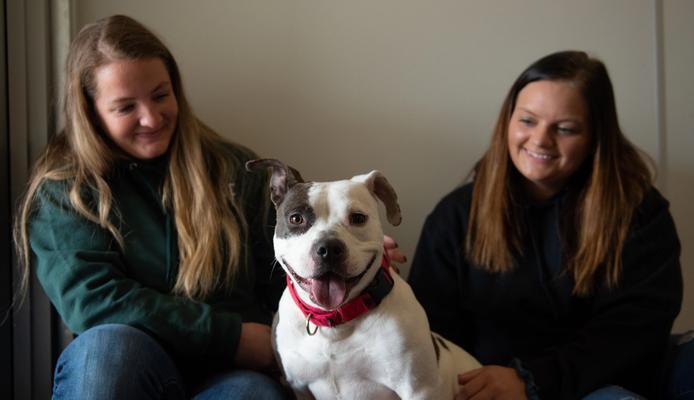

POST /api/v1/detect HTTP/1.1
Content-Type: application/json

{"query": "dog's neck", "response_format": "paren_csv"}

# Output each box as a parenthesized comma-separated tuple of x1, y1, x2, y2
(286, 254, 394, 331)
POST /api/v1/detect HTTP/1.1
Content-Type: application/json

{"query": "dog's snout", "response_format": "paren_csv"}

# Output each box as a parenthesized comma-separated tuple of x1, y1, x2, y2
(314, 238, 346, 264)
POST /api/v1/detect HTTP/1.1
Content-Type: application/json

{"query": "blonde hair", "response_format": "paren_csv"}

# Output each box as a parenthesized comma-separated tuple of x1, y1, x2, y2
(14, 15, 248, 301)
(466, 51, 652, 295)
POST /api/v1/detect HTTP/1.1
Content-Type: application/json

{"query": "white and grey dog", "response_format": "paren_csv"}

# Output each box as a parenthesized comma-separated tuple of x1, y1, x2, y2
(247, 159, 480, 400)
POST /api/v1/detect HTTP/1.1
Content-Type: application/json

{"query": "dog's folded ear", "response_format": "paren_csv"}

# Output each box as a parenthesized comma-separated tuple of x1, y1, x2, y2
(246, 159, 304, 207)
(353, 171, 402, 226)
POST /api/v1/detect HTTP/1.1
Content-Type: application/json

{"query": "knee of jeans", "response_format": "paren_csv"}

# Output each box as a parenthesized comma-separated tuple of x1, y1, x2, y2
(582, 385, 645, 400)
(54, 324, 185, 399)
(56, 324, 174, 379)
(193, 370, 287, 400)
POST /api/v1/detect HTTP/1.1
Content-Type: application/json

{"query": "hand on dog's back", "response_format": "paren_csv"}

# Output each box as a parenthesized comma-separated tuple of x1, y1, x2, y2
(456, 366, 527, 400)
(384, 235, 407, 265)
(233, 322, 277, 372)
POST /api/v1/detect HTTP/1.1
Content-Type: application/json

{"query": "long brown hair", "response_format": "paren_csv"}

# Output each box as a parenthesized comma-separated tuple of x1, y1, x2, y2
(466, 51, 652, 295)
(14, 15, 248, 301)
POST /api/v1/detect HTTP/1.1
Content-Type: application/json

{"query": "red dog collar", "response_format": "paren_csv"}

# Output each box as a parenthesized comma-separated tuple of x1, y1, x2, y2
(286, 253, 394, 332)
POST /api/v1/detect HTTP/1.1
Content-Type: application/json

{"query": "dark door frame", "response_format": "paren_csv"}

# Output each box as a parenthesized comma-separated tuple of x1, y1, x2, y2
(4, 1, 72, 399)
(1, 1, 11, 397)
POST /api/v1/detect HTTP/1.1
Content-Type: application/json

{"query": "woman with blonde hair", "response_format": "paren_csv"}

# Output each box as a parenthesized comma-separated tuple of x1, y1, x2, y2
(409, 51, 690, 399)
(15, 14, 287, 399)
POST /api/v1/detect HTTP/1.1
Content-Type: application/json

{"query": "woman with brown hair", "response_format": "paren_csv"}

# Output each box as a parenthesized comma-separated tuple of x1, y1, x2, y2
(14, 15, 287, 399)
(409, 51, 689, 399)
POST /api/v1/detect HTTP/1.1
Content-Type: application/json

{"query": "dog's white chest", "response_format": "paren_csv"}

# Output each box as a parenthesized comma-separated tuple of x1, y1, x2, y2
(275, 292, 402, 399)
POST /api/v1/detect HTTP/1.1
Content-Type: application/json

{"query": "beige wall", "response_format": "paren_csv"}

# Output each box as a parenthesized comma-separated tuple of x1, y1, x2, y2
(75, 0, 693, 330)
(663, 0, 694, 332)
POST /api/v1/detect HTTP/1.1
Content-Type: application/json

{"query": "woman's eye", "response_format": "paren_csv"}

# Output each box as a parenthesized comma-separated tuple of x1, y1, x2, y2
(116, 104, 135, 114)
(289, 214, 304, 225)
(154, 92, 170, 102)
(519, 118, 534, 126)
(349, 213, 368, 226)
(558, 126, 579, 135)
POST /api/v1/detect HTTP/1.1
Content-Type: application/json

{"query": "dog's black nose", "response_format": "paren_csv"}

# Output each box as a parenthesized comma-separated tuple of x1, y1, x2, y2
(314, 238, 346, 264)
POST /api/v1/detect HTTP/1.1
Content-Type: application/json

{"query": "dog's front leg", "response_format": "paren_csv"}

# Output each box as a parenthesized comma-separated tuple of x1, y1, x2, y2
(383, 351, 448, 400)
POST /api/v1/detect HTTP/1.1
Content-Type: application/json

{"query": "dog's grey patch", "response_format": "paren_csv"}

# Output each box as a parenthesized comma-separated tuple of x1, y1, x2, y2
(275, 183, 315, 238)
(431, 334, 441, 362)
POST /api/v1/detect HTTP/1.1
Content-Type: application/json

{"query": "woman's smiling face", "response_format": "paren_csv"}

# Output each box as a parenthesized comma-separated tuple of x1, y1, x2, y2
(93, 57, 178, 160)
(507, 80, 593, 201)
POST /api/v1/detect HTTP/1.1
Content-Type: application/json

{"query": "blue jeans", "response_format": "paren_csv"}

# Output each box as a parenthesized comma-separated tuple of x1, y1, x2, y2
(582, 386, 645, 400)
(52, 324, 287, 400)
(582, 331, 694, 400)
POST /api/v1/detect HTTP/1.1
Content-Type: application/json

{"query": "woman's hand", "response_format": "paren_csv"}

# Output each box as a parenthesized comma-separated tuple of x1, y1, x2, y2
(456, 366, 527, 400)
(234, 322, 277, 372)
(384, 235, 407, 269)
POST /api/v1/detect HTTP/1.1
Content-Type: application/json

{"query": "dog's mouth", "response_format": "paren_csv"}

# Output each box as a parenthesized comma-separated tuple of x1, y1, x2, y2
(282, 253, 377, 310)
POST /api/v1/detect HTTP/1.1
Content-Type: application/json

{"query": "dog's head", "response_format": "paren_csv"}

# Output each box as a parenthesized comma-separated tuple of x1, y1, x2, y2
(247, 158, 401, 311)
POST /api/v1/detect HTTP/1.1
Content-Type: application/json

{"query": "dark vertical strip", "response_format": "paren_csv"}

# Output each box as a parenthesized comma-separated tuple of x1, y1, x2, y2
(0, 0, 13, 398)
(7, 0, 57, 398)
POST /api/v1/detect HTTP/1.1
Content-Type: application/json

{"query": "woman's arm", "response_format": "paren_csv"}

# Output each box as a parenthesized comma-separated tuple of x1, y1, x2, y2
(408, 186, 471, 348)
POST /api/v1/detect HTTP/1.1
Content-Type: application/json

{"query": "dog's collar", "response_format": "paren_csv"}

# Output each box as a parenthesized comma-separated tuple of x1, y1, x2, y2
(286, 253, 394, 331)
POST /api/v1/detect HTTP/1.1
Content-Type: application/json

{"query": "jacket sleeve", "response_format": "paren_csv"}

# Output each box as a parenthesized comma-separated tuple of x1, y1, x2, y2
(30, 180, 243, 362)
(408, 190, 471, 347)
(521, 189, 683, 399)
(242, 167, 285, 313)
(225, 144, 285, 314)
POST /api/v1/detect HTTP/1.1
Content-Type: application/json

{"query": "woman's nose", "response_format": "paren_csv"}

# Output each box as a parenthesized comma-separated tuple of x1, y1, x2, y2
(530, 125, 553, 147)
(138, 104, 163, 128)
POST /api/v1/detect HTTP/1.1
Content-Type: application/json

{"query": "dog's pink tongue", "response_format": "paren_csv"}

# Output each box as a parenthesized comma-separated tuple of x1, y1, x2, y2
(310, 274, 347, 310)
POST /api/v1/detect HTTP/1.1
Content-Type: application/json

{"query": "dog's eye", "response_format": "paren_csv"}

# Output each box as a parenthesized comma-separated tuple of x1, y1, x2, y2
(289, 214, 304, 225)
(349, 213, 368, 226)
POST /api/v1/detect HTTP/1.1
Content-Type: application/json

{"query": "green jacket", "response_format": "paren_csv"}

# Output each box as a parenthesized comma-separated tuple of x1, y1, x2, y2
(29, 144, 284, 364)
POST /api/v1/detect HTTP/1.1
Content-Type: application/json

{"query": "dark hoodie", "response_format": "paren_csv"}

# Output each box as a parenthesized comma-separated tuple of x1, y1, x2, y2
(409, 182, 682, 399)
